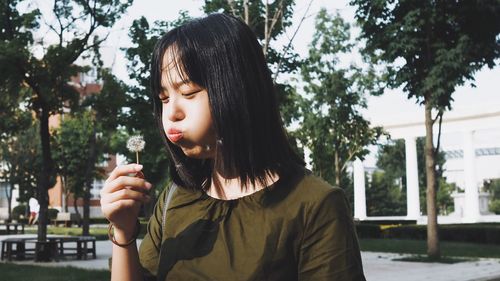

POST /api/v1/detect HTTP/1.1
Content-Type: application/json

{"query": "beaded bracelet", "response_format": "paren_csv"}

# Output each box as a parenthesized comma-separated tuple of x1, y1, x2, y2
(108, 220, 141, 247)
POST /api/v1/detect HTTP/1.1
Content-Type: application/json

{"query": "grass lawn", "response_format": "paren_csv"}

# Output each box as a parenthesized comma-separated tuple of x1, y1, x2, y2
(360, 238, 500, 259)
(0, 263, 109, 281)
(25, 226, 109, 239)
(25, 222, 148, 240)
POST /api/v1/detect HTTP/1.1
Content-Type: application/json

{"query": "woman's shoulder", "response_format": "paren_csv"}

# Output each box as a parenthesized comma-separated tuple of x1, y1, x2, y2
(281, 170, 351, 219)
(292, 171, 346, 203)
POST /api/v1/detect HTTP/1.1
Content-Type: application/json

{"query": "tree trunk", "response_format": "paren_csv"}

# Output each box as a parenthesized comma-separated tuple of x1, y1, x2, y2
(64, 189, 70, 213)
(424, 99, 440, 259)
(82, 122, 97, 236)
(73, 196, 80, 218)
(334, 151, 341, 187)
(82, 187, 91, 235)
(263, 0, 269, 56)
(6, 184, 12, 221)
(62, 175, 68, 212)
(37, 107, 52, 243)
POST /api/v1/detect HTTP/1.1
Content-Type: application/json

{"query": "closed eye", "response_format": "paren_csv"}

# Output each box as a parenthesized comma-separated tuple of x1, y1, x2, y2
(182, 90, 202, 98)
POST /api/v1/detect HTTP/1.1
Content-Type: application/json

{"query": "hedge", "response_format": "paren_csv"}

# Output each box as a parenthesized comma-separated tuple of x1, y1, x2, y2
(355, 223, 500, 245)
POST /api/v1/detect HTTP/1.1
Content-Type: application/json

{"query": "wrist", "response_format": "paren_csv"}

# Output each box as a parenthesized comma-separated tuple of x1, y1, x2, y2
(113, 228, 136, 244)
(108, 220, 140, 247)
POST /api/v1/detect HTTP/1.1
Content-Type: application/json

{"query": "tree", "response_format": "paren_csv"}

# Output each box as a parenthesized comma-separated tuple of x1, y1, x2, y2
(484, 179, 500, 214)
(351, 0, 500, 258)
(0, 83, 32, 219)
(0, 0, 132, 258)
(53, 111, 97, 214)
(0, 118, 45, 220)
(53, 69, 128, 235)
(375, 138, 454, 216)
(298, 9, 384, 191)
(0, 0, 39, 221)
(82, 70, 128, 233)
(366, 171, 406, 216)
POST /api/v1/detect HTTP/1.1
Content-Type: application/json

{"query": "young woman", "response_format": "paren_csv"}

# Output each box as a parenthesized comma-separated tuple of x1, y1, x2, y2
(100, 13, 366, 281)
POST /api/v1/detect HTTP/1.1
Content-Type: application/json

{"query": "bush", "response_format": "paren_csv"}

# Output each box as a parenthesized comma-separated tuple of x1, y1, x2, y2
(489, 200, 500, 214)
(381, 224, 500, 244)
(12, 205, 27, 220)
(89, 218, 110, 224)
(48, 208, 59, 220)
(382, 225, 426, 240)
(355, 223, 381, 239)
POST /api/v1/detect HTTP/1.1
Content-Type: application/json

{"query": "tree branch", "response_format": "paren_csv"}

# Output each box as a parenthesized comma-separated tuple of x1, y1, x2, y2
(341, 145, 360, 172)
(268, 0, 284, 37)
(263, 0, 269, 56)
(243, 0, 249, 24)
(263, 0, 284, 57)
(434, 110, 444, 157)
(226, 0, 238, 17)
(273, 0, 314, 82)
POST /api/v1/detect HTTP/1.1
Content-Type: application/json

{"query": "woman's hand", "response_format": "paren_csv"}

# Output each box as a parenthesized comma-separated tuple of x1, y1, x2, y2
(100, 164, 152, 236)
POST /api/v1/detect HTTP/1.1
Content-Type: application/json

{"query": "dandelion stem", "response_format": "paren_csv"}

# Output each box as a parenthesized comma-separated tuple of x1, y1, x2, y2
(136, 151, 139, 164)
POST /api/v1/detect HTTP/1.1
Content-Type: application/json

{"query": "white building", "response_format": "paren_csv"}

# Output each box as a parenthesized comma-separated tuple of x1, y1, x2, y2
(353, 103, 500, 224)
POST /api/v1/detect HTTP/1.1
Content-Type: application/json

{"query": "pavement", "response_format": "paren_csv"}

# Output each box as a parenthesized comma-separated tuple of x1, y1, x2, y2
(1, 234, 500, 281)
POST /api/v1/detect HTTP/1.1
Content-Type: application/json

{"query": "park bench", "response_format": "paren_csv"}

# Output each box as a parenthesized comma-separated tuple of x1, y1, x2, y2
(1, 237, 34, 261)
(52, 212, 81, 227)
(0, 221, 25, 234)
(1, 236, 96, 261)
(57, 236, 96, 260)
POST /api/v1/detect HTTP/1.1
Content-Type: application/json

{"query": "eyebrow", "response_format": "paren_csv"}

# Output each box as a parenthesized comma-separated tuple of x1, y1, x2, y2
(160, 79, 193, 94)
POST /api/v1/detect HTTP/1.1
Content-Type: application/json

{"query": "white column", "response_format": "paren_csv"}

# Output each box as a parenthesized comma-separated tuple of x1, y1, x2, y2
(353, 158, 367, 220)
(405, 137, 420, 220)
(62, 193, 66, 212)
(463, 130, 480, 222)
(11, 184, 19, 209)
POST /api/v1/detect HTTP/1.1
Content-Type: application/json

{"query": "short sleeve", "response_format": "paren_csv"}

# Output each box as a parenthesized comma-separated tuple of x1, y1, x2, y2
(139, 185, 169, 279)
(298, 188, 366, 281)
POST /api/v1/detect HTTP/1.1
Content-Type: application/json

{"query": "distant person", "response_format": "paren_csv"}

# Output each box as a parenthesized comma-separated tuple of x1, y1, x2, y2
(28, 197, 39, 225)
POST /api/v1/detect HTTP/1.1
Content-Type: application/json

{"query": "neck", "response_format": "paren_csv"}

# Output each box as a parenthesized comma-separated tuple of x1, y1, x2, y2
(207, 169, 280, 200)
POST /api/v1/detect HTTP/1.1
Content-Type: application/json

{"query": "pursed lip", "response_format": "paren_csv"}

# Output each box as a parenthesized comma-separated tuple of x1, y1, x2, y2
(166, 128, 183, 142)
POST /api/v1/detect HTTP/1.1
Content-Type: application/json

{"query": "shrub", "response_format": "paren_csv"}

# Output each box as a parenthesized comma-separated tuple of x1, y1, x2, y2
(355, 223, 381, 239)
(48, 208, 59, 220)
(382, 225, 426, 240)
(89, 218, 110, 224)
(12, 205, 27, 220)
(381, 224, 500, 244)
(489, 200, 500, 214)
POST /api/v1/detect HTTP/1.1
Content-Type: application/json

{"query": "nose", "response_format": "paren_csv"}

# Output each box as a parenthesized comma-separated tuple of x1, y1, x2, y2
(165, 97, 185, 122)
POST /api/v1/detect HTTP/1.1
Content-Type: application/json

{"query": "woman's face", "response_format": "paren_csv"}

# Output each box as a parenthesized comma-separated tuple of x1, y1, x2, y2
(160, 51, 216, 159)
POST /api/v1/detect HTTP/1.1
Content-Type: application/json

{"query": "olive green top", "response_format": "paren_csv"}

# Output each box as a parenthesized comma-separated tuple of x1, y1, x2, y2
(139, 168, 366, 281)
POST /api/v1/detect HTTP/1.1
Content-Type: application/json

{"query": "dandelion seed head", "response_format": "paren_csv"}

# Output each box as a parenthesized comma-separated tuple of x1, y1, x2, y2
(127, 135, 145, 152)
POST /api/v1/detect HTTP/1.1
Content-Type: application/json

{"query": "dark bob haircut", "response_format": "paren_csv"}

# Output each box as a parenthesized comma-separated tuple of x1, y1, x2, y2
(151, 13, 304, 192)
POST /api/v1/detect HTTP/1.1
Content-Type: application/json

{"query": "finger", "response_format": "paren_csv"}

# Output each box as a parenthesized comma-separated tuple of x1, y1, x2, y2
(106, 164, 143, 184)
(102, 188, 151, 205)
(108, 199, 142, 212)
(103, 176, 152, 194)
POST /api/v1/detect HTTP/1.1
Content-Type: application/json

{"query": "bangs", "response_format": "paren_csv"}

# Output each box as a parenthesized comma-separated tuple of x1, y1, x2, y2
(162, 46, 191, 89)
(153, 40, 202, 98)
